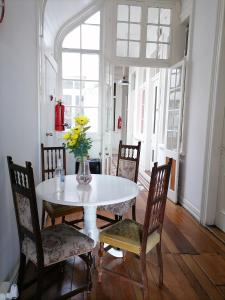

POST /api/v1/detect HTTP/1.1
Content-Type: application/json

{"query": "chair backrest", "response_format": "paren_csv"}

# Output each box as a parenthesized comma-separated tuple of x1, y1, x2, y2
(7, 156, 44, 267)
(41, 143, 66, 181)
(116, 140, 141, 183)
(142, 158, 172, 251)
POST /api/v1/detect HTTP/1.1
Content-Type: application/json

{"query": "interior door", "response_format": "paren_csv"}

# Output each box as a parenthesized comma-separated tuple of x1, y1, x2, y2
(40, 55, 58, 146)
(101, 60, 114, 174)
(164, 60, 185, 203)
(150, 76, 160, 169)
(215, 110, 225, 232)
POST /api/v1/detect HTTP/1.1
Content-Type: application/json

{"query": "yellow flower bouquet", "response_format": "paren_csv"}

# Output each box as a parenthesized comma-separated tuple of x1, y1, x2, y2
(63, 115, 92, 161)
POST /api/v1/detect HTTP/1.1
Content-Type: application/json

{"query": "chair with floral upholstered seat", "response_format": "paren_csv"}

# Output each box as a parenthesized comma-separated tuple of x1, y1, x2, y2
(97, 140, 141, 227)
(98, 159, 172, 300)
(7, 156, 94, 299)
(41, 143, 83, 228)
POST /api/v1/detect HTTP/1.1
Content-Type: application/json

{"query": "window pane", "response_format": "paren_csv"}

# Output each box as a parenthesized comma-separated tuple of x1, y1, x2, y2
(81, 24, 100, 50)
(129, 41, 140, 57)
(117, 5, 129, 21)
(174, 91, 181, 109)
(63, 80, 73, 89)
(158, 43, 169, 59)
(116, 40, 128, 57)
(148, 7, 159, 24)
(160, 8, 171, 25)
(62, 95, 72, 105)
(82, 54, 99, 80)
(62, 53, 80, 79)
(176, 68, 182, 87)
(117, 22, 129, 39)
(129, 23, 141, 40)
(169, 92, 175, 109)
(159, 26, 170, 43)
(64, 107, 81, 127)
(146, 43, 157, 58)
(62, 26, 80, 49)
(84, 108, 98, 132)
(85, 11, 100, 25)
(130, 6, 141, 22)
(147, 25, 158, 42)
(170, 69, 176, 88)
(81, 81, 99, 107)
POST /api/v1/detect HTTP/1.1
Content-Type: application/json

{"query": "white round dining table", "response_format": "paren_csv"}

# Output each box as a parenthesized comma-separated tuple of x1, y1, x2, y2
(36, 174, 139, 245)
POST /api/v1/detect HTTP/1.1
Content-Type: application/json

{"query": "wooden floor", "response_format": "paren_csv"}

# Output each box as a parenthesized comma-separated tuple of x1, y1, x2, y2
(21, 190, 225, 300)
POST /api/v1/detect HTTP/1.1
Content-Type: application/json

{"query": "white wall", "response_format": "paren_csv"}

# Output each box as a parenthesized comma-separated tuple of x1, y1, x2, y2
(0, 0, 39, 280)
(179, 0, 219, 219)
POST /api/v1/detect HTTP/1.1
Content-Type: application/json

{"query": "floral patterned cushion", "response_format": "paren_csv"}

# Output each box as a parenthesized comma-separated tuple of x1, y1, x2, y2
(15, 193, 33, 232)
(22, 223, 94, 266)
(98, 159, 137, 216)
(100, 219, 160, 255)
(117, 159, 136, 181)
(98, 198, 136, 216)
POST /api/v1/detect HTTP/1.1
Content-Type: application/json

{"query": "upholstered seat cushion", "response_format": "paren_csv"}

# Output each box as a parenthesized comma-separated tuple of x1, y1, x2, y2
(98, 198, 136, 216)
(22, 223, 94, 266)
(99, 219, 160, 255)
(43, 200, 83, 218)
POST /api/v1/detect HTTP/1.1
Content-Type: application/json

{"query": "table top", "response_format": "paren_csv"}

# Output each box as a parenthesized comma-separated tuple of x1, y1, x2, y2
(36, 174, 139, 207)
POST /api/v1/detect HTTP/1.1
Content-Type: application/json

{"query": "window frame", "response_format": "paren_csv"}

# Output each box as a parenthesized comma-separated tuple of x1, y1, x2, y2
(57, 9, 103, 137)
(112, 0, 175, 67)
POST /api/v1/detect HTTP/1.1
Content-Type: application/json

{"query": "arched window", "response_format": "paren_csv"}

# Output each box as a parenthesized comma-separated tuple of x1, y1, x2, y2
(61, 11, 101, 133)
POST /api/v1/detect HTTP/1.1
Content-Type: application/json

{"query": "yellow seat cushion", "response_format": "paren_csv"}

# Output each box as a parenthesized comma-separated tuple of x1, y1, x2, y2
(99, 219, 160, 255)
(43, 201, 83, 218)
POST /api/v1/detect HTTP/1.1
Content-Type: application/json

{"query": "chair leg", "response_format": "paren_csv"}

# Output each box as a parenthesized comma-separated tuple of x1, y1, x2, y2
(141, 254, 149, 300)
(87, 252, 93, 292)
(41, 206, 46, 229)
(35, 271, 43, 300)
(98, 242, 105, 283)
(156, 242, 163, 287)
(132, 204, 136, 221)
(17, 253, 26, 298)
(115, 215, 122, 222)
(51, 216, 55, 226)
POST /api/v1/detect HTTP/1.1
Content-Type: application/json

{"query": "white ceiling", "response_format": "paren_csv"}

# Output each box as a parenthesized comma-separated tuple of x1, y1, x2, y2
(43, 0, 96, 48)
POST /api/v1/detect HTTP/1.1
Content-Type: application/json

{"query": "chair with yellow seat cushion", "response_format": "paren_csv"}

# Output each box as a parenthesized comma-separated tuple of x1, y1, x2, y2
(41, 143, 83, 228)
(98, 159, 172, 300)
(97, 140, 141, 227)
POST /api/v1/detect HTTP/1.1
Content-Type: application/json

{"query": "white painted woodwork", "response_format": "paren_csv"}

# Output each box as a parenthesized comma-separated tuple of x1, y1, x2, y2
(164, 60, 185, 203)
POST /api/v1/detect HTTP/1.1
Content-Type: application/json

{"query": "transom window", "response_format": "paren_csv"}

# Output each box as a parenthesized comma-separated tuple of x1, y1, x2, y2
(61, 12, 101, 133)
(116, 4, 142, 58)
(146, 7, 171, 59)
(115, 3, 172, 61)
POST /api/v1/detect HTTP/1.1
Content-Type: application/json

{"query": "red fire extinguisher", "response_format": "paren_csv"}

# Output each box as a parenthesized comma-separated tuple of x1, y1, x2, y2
(117, 116, 122, 129)
(55, 100, 65, 131)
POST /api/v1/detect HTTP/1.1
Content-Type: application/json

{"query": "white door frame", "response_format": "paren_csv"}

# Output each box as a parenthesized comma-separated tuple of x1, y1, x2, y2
(201, 0, 225, 225)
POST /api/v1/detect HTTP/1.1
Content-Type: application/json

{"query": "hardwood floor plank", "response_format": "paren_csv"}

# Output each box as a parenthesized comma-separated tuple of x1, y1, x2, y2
(163, 216, 198, 254)
(193, 253, 225, 285)
(181, 255, 224, 300)
(150, 254, 200, 300)
(174, 255, 211, 299)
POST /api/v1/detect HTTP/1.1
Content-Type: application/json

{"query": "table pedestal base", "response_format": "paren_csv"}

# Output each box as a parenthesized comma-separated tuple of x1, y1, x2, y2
(83, 206, 99, 245)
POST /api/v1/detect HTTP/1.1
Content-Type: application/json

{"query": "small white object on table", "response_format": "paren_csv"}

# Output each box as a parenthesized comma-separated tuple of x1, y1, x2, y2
(36, 174, 139, 247)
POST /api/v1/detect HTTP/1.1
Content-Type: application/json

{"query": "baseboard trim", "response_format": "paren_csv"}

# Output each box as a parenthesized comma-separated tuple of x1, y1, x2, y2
(179, 196, 201, 221)
(8, 260, 19, 284)
(215, 210, 225, 231)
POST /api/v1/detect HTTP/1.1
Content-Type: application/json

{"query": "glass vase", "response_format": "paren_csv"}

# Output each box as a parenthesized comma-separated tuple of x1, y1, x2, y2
(76, 159, 92, 185)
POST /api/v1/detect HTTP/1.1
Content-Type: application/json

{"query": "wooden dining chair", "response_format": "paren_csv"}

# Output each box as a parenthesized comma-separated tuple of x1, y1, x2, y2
(98, 158, 172, 300)
(7, 156, 94, 299)
(97, 140, 141, 227)
(41, 143, 83, 228)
